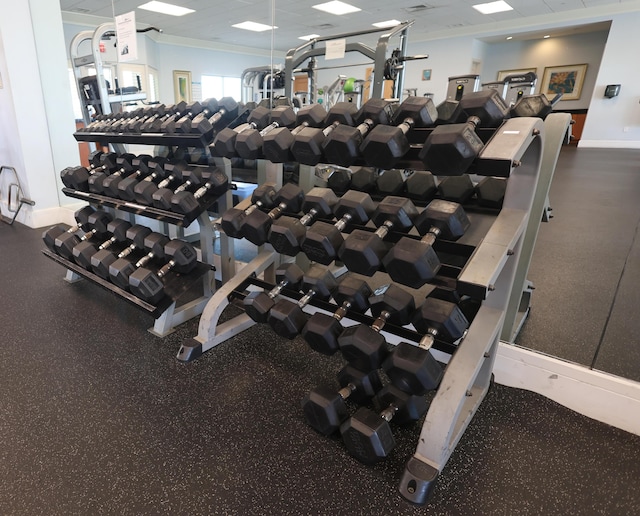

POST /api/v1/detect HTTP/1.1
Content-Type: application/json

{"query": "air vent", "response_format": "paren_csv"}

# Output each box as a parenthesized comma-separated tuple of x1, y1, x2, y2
(313, 24, 335, 29)
(71, 7, 91, 13)
(448, 23, 465, 28)
(405, 4, 433, 12)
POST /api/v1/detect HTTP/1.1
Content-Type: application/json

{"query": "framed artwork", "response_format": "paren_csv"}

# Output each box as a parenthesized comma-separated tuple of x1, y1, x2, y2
(422, 69, 432, 81)
(541, 64, 588, 101)
(173, 70, 192, 104)
(497, 68, 537, 82)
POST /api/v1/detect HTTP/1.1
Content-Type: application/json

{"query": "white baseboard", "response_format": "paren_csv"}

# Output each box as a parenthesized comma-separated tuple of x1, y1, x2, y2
(495, 343, 640, 436)
(1, 201, 87, 228)
(578, 140, 640, 149)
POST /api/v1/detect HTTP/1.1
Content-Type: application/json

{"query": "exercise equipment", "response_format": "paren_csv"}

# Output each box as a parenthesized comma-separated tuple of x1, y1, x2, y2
(235, 105, 297, 160)
(360, 96, 437, 169)
(109, 231, 169, 289)
(220, 183, 278, 239)
(339, 195, 418, 276)
(301, 190, 375, 265)
(54, 210, 113, 260)
(383, 199, 470, 288)
(243, 263, 304, 323)
(212, 105, 272, 158)
(102, 154, 151, 197)
(302, 365, 382, 436)
(42, 206, 95, 251)
(170, 167, 230, 219)
(383, 297, 469, 395)
(338, 284, 415, 371)
(72, 218, 131, 270)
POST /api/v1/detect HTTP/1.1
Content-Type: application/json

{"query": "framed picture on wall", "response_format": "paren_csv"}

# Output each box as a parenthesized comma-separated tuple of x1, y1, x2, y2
(541, 64, 588, 101)
(497, 68, 537, 81)
(173, 70, 192, 104)
(422, 69, 432, 81)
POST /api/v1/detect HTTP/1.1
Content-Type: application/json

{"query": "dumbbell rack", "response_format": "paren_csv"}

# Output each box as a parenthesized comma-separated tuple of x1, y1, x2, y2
(177, 117, 544, 503)
(47, 125, 243, 336)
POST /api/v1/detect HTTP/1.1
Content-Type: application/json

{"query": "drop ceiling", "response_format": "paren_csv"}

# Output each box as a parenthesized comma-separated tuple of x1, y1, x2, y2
(60, 0, 639, 52)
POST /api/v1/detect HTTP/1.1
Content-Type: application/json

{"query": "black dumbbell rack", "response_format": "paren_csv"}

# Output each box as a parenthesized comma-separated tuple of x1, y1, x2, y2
(177, 116, 548, 504)
(74, 130, 215, 148)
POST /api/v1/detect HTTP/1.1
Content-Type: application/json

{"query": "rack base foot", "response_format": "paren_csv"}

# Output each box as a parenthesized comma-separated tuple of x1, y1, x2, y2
(64, 269, 83, 284)
(177, 338, 203, 362)
(399, 457, 439, 505)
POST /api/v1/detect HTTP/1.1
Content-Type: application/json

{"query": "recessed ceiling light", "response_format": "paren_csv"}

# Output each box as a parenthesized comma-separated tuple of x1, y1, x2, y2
(472, 1, 513, 15)
(138, 1, 194, 16)
(543, 34, 551, 38)
(312, 1, 361, 15)
(299, 34, 320, 41)
(372, 19, 401, 28)
(232, 21, 278, 32)
(506, 36, 513, 40)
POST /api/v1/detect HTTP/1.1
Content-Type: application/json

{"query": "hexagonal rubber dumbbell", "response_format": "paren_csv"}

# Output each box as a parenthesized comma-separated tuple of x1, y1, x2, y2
(340, 385, 428, 465)
(301, 190, 375, 266)
(235, 105, 297, 160)
(290, 102, 358, 166)
(302, 365, 382, 436)
(267, 265, 338, 340)
(438, 175, 476, 204)
(54, 210, 113, 261)
(382, 296, 469, 395)
(361, 96, 437, 169)
(42, 206, 95, 252)
(219, 183, 278, 239)
(420, 89, 509, 175)
(267, 187, 337, 256)
(323, 98, 395, 167)
(170, 166, 229, 219)
(243, 263, 304, 323)
(72, 218, 131, 270)
(263, 104, 326, 163)
(338, 283, 415, 372)
(109, 232, 169, 290)
(211, 104, 271, 158)
(405, 170, 438, 202)
(302, 275, 372, 356)
(383, 199, 470, 289)
(476, 176, 507, 209)
(338, 195, 418, 277)
(241, 183, 304, 246)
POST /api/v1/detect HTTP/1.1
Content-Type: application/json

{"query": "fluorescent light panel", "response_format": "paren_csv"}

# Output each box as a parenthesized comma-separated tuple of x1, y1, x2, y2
(232, 21, 277, 32)
(299, 34, 320, 41)
(543, 34, 550, 38)
(138, 1, 194, 16)
(372, 19, 401, 28)
(472, 1, 513, 15)
(312, 1, 361, 15)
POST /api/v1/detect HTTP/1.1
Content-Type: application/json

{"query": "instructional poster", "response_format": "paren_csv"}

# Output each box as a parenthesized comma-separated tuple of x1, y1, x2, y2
(115, 11, 138, 62)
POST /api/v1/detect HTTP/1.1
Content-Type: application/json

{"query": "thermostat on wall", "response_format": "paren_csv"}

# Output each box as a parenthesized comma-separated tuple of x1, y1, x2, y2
(604, 84, 620, 98)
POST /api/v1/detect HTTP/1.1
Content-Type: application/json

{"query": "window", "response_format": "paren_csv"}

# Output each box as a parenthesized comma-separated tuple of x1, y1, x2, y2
(201, 75, 241, 100)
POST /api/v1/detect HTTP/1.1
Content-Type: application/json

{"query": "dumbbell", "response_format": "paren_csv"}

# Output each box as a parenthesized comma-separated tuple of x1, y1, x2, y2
(302, 365, 382, 436)
(241, 183, 304, 246)
(405, 170, 438, 202)
(326, 166, 378, 195)
(42, 206, 95, 251)
(290, 102, 359, 166)
(160, 102, 196, 133)
(267, 187, 337, 256)
(140, 102, 185, 132)
(60, 152, 119, 192)
(438, 175, 476, 204)
(510, 92, 562, 119)
(361, 96, 438, 169)
(128, 240, 198, 303)
(383, 199, 470, 289)
(203, 96, 239, 128)
(338, 284, 415, 372)
(126, 104, 166, 133)
(72, 219, 131, 270)
(174, 98, 219, 133)
(243, 263, 304, 323)
(235, 105, 297, 160)
(420, 89, 509, 175)
(475, 176, 507, 209)
(124, 157, 172, 204)
(211, 104, 272, 158)
(382, 297, 469, 395)
(108, 231, 169, 289)
(301, 275, 371, 356)
(263, 104, 326, 163)
(219, 183, 278, 239)
(102, 154, 152, 198)
(151, 163, 204, 210)
(87, 153, 136, 194)
(105, 110, 136, 133)
(376, 169, 413, 196)
(340, 385, 428, 465)
(90, 223, 150, 280)
(339, 196, 418, 277)
(301, 190, 375, 265)
(54, 210, 114, 260)
(268, 265, 338, 340)
(170, 167, 229, 219)
(323, 98, 395, 167)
